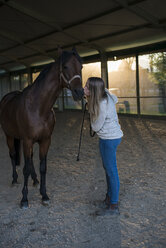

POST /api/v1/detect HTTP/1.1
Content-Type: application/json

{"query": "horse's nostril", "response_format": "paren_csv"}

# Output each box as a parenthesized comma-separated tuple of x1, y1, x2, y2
(72, 88, 84, 101)
(77, 89, 84, 98)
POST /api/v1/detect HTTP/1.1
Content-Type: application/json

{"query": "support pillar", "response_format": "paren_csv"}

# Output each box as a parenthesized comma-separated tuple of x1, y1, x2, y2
(9, 72, 12, 92)
(27, 67, 33, 85)
(136, 54, 140, 115)
(100, 52, 108, 88)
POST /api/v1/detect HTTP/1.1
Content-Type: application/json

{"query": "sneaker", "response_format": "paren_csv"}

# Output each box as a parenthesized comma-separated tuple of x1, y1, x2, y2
(103, 193, 110, 206)
(95, 203, 120, 216)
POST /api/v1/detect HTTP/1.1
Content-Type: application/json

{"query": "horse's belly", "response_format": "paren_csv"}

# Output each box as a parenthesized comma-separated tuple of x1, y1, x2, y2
(0, 101, 55, 141)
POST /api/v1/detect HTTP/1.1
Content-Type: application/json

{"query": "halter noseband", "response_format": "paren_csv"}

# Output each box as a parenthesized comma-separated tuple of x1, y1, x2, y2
(59, 59, 81, 89)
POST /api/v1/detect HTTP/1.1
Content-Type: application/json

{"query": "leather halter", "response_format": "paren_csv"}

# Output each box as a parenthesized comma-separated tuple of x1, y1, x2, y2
(60, 60, 81, 89)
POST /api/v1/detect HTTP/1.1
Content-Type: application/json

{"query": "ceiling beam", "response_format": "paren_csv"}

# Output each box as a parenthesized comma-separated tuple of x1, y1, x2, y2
(0, 0, 9, 8)
(114, 0, 161, 27)
(1, 18, 166, 68)
(0, 29, 55, 60)
(0, 0, 147, 55)
(0, 0, 88, 44)
(1, 0, 165, 69)
(3, 0, 147, 45)
(114, 0, 166, 36)
(48, 18, 166, 51)
(0, 66, 9, 73)
(0, 53, 29, 68)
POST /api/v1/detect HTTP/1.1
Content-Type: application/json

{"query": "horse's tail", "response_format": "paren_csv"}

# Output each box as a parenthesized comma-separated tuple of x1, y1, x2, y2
(14, 138, 21, 166)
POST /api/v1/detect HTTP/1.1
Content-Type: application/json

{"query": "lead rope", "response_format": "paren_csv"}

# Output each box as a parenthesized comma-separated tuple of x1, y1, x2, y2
(90, 122, 96, 137)
(76, 102, 95, 161)
(76, 102, 87, 161)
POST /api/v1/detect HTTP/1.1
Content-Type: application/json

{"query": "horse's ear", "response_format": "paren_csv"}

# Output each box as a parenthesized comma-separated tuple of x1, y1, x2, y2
(72, 46, 77, 54)
(57, 46, 63, 56)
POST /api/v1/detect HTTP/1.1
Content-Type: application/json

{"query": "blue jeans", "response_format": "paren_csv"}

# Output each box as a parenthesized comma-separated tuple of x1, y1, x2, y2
(99, 138, 122, 204)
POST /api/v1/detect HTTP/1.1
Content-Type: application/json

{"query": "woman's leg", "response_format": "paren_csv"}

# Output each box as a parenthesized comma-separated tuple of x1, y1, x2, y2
(99, 139, 111, 199)
(99, 138, 121, 204)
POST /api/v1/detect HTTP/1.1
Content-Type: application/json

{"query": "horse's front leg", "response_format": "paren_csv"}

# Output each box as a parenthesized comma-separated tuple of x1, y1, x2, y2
(39, 138, 51, 205)
(20, 139, 33, 208)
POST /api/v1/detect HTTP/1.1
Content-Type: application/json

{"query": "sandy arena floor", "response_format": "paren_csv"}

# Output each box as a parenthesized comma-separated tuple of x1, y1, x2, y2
(0, 111, 166, 248)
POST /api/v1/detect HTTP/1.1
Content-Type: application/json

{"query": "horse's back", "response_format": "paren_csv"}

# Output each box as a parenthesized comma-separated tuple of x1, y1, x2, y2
(0, 91, 21, 111)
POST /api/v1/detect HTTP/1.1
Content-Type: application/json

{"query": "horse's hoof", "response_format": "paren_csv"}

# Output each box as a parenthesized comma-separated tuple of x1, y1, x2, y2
(42, 200, 50, 206)
(42, 199, 50, 205)
(42, 196, 50, 206)
(33, 179, 39, 187)
(20, 201, 29, 209)
(11, 180, 19, 186)
(12, 179, 18, 184)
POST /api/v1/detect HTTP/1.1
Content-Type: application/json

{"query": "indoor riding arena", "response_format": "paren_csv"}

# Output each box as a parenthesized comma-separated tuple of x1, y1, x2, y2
(0, 1, 166, 248)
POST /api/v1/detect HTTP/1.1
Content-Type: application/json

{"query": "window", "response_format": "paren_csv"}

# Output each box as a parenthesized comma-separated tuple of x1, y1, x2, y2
(82, 62, 101, 87)
(21, 74, 28, 89)
(11, 75, 20, 91)
(0, 76, 10, 99)
(139, 53, 166, 115)
(108, 57, 137, 114)
(32, 72, 40, 82)
(63, 62, 101, 110)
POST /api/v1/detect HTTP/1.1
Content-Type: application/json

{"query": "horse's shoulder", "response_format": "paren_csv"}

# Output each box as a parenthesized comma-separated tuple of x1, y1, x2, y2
(44, 109, 56, 124)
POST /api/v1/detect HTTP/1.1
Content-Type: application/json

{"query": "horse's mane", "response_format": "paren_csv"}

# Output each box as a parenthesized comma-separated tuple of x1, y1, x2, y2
(73, 50, 82, 64)
(33, 62, 55, 83)
(30, 49, 82, 85)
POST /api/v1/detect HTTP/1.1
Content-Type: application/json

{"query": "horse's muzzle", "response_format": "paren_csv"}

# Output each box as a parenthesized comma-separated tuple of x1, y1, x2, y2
(72, 88, 84, 101)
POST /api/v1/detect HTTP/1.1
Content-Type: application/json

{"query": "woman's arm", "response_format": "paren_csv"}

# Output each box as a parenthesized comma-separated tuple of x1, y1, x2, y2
(91, 100, 107, 132)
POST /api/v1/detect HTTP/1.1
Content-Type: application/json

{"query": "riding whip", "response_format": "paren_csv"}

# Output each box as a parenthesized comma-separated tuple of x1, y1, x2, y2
(76, 102, 87, 161)
(76, 102, 96, 161)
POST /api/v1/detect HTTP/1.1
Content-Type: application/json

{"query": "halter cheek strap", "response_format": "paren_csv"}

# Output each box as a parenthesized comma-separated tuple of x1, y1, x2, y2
(60, 73, 81, 89)
(60, 60, 81, 89)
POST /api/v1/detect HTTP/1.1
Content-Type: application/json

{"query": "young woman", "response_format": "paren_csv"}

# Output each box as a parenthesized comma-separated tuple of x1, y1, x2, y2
(84, 77, 123, 216)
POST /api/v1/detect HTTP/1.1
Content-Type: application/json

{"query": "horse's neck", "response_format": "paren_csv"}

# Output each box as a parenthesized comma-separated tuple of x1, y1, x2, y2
(30, 66, 62, 114)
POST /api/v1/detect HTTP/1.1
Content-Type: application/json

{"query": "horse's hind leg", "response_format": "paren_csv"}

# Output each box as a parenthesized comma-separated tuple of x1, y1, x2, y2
(39, 138, 51, 204)
(30, 152, 39, 186)
(20, 139, 33, 208)
(14, 138, 21, 166)
(6, 136, 18, 184)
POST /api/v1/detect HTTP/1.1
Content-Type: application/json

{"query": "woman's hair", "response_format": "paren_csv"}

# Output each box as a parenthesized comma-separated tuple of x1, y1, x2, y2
(87, 77, 107, 122)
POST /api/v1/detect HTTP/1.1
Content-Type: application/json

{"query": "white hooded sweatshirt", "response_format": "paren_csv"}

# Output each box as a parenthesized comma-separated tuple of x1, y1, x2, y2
(91, 89, 123, 140)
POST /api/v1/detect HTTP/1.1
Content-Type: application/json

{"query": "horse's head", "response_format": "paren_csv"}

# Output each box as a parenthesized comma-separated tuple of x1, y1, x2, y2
(59, 48, 84, 101)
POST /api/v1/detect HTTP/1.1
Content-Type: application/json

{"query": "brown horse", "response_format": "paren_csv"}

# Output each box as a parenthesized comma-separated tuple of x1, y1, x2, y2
(0, 48, 84, 208)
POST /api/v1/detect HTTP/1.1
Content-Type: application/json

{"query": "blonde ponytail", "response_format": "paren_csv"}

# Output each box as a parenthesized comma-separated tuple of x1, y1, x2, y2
(87, 77, 107, 122)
